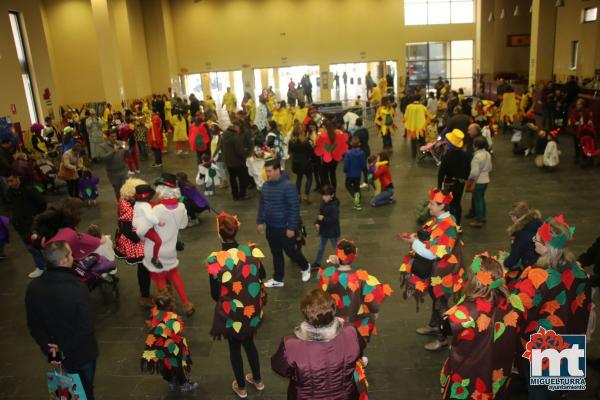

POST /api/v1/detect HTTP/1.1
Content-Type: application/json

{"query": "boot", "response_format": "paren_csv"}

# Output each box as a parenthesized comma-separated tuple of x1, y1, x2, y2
(183, 302, 195, 316)
(138, 296, 155, 308)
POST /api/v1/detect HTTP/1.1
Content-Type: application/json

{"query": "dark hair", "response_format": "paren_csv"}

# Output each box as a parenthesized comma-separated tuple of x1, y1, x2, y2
(378, 151, 389, 163)
(324, 119, 336, 143)
(217, 214, 240, 241)
(82, 169, 92, 179)
(87, 224, 102, 238)
(62, 197, 84, 228)
(45, 116, 53, 123)
(268, 120, 278, 132)
(336, 239, 357, 258)
(155, 291, 176, 311)
(176, 172, 192, 187)
(321, 184, 335, 196)
(201, 153, 211, 163)
(355, 118, 363, 127)
(351, 135, 361, 147)
(473, 136, 487, 150)
(265, 158, 281, 170)
(300, 289, 336, 328)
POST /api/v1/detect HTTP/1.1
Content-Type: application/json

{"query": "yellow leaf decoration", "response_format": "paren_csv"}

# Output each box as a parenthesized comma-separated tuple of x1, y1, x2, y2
(227, 248, 240, 264)
(252, 248, 265, 258)
(233, 299, 244, 308)
(142, 350, 156, 361)
(366, 275, 380, 286)
(232, 321, 242, 333)
(222, 271, 232, 283)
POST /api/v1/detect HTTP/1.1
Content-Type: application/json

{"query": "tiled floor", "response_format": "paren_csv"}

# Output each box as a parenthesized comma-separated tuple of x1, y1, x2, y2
(1, 122, 599, 399)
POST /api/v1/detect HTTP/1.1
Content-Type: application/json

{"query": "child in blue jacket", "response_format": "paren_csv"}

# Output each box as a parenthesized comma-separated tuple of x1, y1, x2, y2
(343, 136, 367, 211)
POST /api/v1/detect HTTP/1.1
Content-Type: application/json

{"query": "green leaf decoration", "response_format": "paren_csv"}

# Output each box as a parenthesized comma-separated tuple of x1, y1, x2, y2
(85, 188, 93, 198)
(509, 294, 524, 312)
(362, 284, 375, 296)
(169, 356, 178, 367)
(532, 293, 543, 307)
(206, 256, 217, 263)
(450, 382, 469, 399)
(494, 322, 506, 342)
(225, 258, 235, 270)
(546, 269, 562, 289)
(538, 318, 552, 330)
(339, 272, 349, 289)
(343, 295, 351, 307)
(576, 282, 587, 295)
(247, 282, 260, 298)
(489, 278, 504, 289)
(493, 376, 508, 394)
(230, 300, 237, 312)
(208, 169, 217, 178)
(250, 263, 257, 276)
(555, 290, 566, 306)
(324, 143, 337, 153)
(572, 264, 587, 279)
(455, 310, 467, 320)
(323, 266, 336, 277)
(225, 319, 234, 328)
(454, 295, 466, 306)
(238, 245, 251, 256)
(471, 256, 482, 273)
(250, 316, 261, 327)
(462, 317, 475, 329)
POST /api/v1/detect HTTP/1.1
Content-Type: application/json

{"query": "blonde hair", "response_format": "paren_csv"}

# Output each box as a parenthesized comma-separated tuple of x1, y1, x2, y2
(536, 219, 575, 269)
(463, 256, 510, 303)
(155, 185, 181, 199)
(119, 178, 147, 200)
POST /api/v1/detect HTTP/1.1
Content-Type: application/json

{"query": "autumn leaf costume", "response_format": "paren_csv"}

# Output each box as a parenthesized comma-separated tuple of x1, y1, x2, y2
(440, 254, 522, 400)
(141, 308, 192, 383)
(513, 215, 591, 377)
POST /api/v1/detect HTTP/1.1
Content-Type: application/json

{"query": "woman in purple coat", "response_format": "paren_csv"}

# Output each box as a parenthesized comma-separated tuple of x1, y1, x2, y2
(271, 289, 366, 400)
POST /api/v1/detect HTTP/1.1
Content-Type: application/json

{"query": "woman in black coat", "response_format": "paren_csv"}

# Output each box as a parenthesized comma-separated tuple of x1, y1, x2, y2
(288, 121, 314, 204)
(503, 201, 542, 289)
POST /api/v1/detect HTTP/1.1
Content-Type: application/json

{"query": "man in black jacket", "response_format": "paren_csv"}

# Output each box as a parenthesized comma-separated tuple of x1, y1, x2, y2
(5, 174, 47, 278)
(437, 129, 470, 225)
(26, 241, 98, 399)
(579, 236, 600, 287)
(220, 122, 251, 201)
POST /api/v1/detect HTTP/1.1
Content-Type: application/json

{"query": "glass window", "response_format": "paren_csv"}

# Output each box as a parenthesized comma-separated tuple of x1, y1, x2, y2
(583, 7, 597, 23)
(8, 12, 38, 124)
(571, 41, 579, 70)
(428, 42, 449, 60)
(405, 1, 473, 25)
(451, 40, 473, 59)
(407, 43, 428, 61)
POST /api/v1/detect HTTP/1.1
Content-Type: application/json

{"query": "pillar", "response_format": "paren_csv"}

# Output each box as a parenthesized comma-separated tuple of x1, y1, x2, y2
(242, 67, 254, 97)
(228, 71, 236, 92)
(396, 51, 407, 94)
(475, 0, 495, 85)
(201, 73, 211, 98)
(260, 69, 269, 91)
(529, 0, 557, 86)
(319, 64, 331, 102)
(273, 68, 281, 95)
(90, 0, 125, 107)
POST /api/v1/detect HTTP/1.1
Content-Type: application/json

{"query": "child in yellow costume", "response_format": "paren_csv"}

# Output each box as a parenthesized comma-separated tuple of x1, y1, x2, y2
(403, 99, 429, 158)
(500, 91, 518, 125)
(375, 98, 396, 152)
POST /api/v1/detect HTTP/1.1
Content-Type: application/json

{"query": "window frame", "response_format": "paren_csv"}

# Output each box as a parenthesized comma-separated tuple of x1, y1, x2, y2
(404, 0, 474, 26)
(582, 6, 598, 23)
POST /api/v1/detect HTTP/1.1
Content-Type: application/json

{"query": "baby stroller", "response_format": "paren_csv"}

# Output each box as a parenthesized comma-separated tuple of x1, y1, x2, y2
(417, 137, 446, 166)
(72, 253, 119, 296)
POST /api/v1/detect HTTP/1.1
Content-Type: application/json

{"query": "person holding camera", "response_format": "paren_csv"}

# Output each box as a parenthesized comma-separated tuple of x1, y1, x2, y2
(97, 127, 129, 199)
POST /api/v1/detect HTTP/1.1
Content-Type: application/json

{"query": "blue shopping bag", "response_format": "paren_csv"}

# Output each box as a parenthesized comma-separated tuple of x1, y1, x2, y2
(47, 369, 87, 399)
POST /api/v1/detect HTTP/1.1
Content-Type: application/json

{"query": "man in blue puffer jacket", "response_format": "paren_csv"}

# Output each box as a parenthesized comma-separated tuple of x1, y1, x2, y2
(257, 159, 311, 288)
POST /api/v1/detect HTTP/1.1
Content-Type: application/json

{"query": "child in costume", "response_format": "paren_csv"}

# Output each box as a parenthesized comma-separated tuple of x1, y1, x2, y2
(141, 292, 197, 393)
(543, 129, 560, 171)
(87, 224, 115, 263)
(204, 213, 267, 398)
(313, 184, 340, 269)
(318, 239, 392, 364)
(441, 254, 520, 399)
(176, 172, 209, 226)
(196, 153, 220, 196)
(78, 169, 99, 206)
(246, 145, 267, 190)
(133, 184, 164, 269)
(266, 120, 285, 166)
(370, 152, 395, 207)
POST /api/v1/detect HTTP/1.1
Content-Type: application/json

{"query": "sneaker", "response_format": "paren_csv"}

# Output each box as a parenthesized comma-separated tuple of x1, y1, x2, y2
(109, 267, 118, 275)
(168, 381, 177, 392)
(245, 373, 265, 391)
(180, 380, 198, 393)
(177, 150, 183, 155)
(301, 267, 311, 282)
(231, 381, 248, 398)
(360, 182, 368, 189)
(264, 278, 285, 288)
(469, 221, 484, 229)
(311, 263, 320, 271)
(389, 198, 396, 204)
(151, 163, 162, 168)
(128, 170, 135, 175)
(424, 338, 449, 351)
(135, 170, 140, 174)
(354, 203, 363, 211)
(416, 326, 441, 336)
(28, 268, 44, 278)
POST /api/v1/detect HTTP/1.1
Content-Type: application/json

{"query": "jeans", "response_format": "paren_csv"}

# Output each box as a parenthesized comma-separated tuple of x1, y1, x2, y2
(295, 172, 312, 195)
(266, 226, 309, 282)
(382, 133, 392, 149)
(427, 287, 450, 341)
(111, 175, 126, 200)
(26, 243, 46, 270)
(137, 141, 148, 161)
(473, 183, 488, 222)
(227, 336, 261, 389)
(345, 177, 360, 198)
(314, 237, 338, 266)
(320, 161, 338, 190)
(227, 166, 249, 200)
(66, 359, 96, 400)
(371, 186, 394, 206)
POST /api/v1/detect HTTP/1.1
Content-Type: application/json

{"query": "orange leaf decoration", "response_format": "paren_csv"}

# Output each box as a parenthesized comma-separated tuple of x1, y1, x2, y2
(476, 271, 493, 286)
(415, 280, 428, 292)
(528, 268, 548, 289)
(364, 293, 374, 303)
(145, 335, 156, 346)
(503, 310, 519, 327)
(540, 300, 560, 315)
(232, 281, 243, 295)
(476, 313, 491, 332)
(492, 368, 505, 383)
(519, 293, 533, 310)
(356, 270, 369, 281)
(357, 324, 370, 337)
(348, 281, 360, 292)
(216, 251, 229, 266)
(238, 250, 247, 263)
(441, 274, 454, 288)
(383, 284, 393, 296)
(547, 314, 565, 328)
(243, 305, 255, 318)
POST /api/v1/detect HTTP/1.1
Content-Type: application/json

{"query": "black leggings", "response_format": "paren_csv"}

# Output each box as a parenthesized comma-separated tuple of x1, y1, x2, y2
(227, 336, 261, 389)
(320, 161, 338, 190)
(137, 263, 150, 297)
(66, 179, 79, 197)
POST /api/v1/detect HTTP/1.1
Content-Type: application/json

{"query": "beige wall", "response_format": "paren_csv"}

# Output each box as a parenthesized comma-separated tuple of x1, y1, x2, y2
(169, 0, 475, 75)
(554, 0, 600, 82)
(491, 0, 531, 75)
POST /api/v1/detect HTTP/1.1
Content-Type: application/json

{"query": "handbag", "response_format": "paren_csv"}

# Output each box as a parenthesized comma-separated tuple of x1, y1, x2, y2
(47, 369, 87, 399)
(465, 178, 476, 193)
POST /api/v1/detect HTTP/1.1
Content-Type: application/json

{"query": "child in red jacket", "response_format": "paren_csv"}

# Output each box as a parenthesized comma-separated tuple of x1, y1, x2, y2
(370, 152, 395, 207)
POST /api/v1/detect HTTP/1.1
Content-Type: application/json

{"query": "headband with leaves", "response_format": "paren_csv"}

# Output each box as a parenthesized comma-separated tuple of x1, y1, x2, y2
(537, 214, 575, 250)
(216, 211, 240, 231)
(429, 188, 453, 205)
(336, 239, 358, 264)
(470, 252, 504, 289)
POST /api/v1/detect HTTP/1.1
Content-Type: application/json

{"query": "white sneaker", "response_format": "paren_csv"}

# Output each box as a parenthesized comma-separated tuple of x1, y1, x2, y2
(301, 267, 311, 282)
(360, 182, 368, 189)
(135, 170, 141, 174)
(177, 150, 183, 155)
(127, 170, 135, 175)
(264, 278, 285, 288)
(28, 268, 44, 278)
(109, 267, 118, 275)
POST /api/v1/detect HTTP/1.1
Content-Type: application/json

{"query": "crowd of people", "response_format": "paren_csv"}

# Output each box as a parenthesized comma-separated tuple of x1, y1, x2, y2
(0, 74, 597, 399)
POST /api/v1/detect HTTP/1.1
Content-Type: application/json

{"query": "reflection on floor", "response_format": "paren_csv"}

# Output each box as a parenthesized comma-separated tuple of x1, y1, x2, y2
(1, 120, 599, 399)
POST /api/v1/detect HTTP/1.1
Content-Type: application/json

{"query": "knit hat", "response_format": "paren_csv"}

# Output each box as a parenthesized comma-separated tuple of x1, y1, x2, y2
(31, 123, 44, 133)
(155, 173, 177, 188)
(134, 184, 155, 201)
(445, 129, 464, 148)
